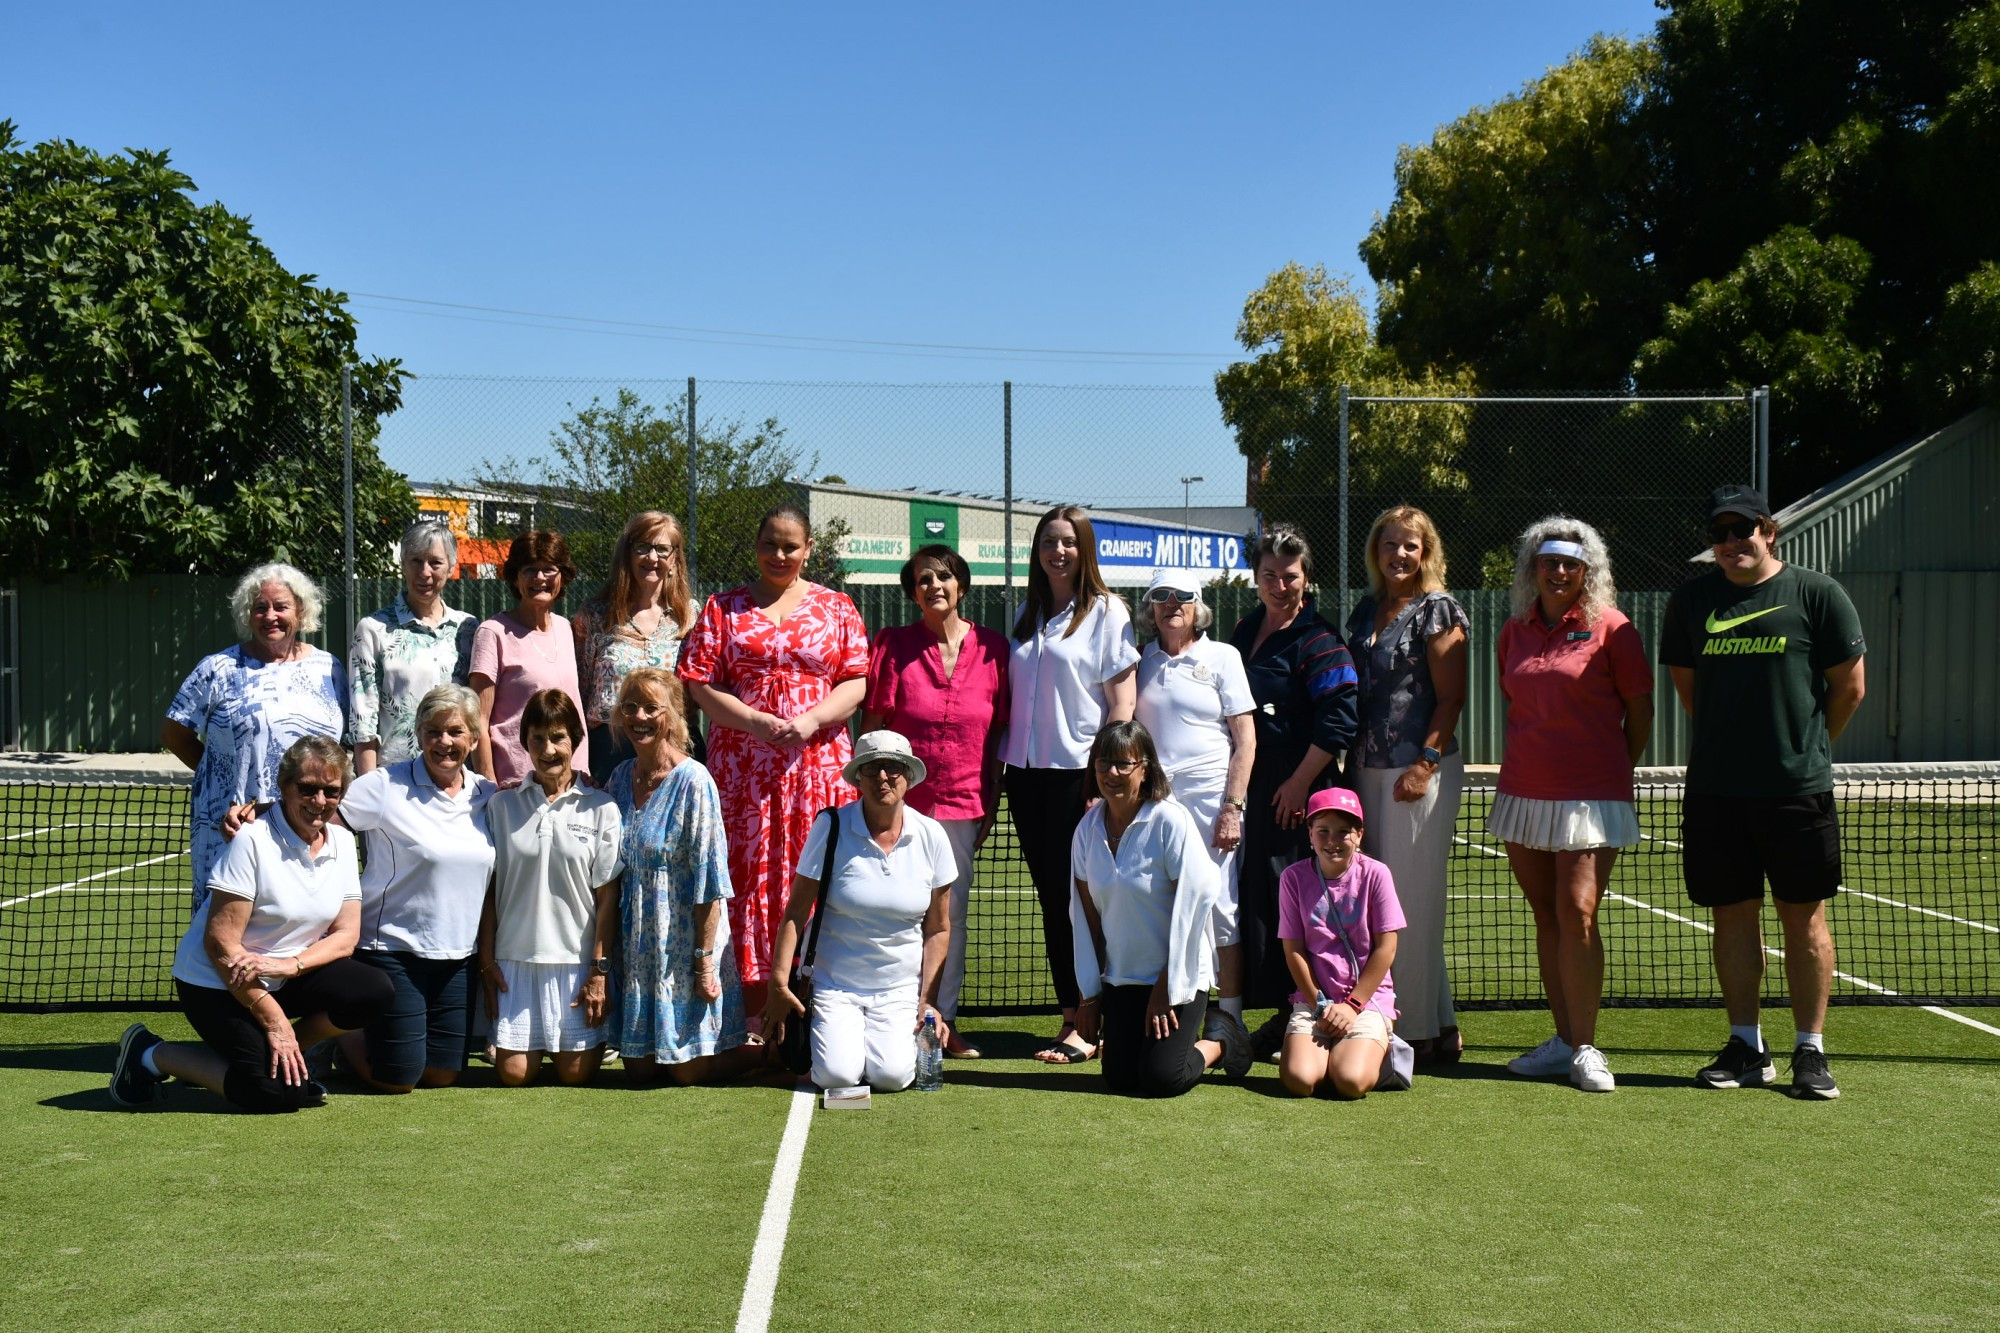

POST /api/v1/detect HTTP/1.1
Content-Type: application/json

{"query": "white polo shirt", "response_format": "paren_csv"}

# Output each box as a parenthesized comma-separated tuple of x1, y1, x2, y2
(487, 781, 624, 964)
(1067, 798, 1218, 1006)
(1133, 636, 1254, 780)
(171, 815, 361, 992)
(1000, 594, 1140, 770)
(797, 802, 957, 993)
(342, 759, 497, 959)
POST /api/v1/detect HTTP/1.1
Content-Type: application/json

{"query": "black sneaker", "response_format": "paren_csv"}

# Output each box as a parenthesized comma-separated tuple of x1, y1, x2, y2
(1788, 1044, 1840, 1100)
(1202, 1008, 1253, 1078)
(109, 1023, 165, 1108)
(1248, 1012, 1286, 1063)
(1694, 1035, 1777, 1089)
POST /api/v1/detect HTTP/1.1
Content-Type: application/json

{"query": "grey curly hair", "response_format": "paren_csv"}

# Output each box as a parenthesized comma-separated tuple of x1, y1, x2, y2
(230, 563, 325, 640)
(1509, 515, 1617, 626)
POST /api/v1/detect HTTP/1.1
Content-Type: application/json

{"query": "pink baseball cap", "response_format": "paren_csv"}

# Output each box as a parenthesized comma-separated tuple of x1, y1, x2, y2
(1305, 787, 1365, 827)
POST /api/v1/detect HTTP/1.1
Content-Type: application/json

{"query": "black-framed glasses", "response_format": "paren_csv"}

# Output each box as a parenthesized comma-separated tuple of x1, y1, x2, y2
(1093, 756, 1145, 776)
(859, 760, 909, 781)
(294, 783, 345, 801)
(1536, 556, 1585, 574)
(1146, 587, 1197, 605)
(634, 542, 677, 558)
(1707, 518, 1758, 543)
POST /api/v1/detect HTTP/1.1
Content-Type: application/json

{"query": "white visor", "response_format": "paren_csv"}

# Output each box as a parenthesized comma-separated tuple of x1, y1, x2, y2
(1536, 540, 1587, 561)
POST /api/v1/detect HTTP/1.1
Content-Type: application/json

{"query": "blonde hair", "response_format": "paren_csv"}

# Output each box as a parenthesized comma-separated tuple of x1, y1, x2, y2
(1362, 507, 1448, 596)
(613, 667, 691, 751)
(1509, 515, 1618, 626)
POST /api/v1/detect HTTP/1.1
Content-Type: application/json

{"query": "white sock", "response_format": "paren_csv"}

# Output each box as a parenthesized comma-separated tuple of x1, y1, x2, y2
(1730, 1023, 1764, 1053)
(1795, 1030, 1825, 1053)
(140, 1045, 162, 1076)
(1218, 996, 1244, 1020)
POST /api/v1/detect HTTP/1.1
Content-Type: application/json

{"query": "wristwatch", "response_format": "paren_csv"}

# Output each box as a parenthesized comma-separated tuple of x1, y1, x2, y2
(693, 947, 716, 959)
(1419, 745, 1442, 766)
(591, 956, 612, 975)
(1223, 796, 1247, 812)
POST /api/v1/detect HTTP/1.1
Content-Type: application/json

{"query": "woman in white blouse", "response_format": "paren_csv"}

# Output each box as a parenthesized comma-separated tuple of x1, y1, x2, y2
(1071, 721, 1251, 1097)
(765, 731, 955, 1093)
(1001, 505, 1139, 1064)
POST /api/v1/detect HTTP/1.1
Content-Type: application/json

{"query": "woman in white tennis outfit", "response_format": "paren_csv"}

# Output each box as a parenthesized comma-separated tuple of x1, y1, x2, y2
(766, 731, 955, 1093)
(477, 689, 624, 1087)
(1132, 567, 1256, 1023)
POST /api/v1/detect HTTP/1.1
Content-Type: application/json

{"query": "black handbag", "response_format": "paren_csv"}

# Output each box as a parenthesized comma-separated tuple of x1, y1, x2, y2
(776, 807, 840, 1075)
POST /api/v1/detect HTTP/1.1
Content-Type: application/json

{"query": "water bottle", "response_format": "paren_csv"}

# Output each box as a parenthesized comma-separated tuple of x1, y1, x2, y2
(914, 1014, 944, 1092)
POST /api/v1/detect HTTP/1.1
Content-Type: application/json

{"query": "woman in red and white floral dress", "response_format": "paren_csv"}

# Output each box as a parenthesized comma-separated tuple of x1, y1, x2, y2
(678, 505, 870, 1022)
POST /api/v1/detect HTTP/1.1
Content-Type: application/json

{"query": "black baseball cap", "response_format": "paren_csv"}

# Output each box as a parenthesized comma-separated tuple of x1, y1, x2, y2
(1707, 484, 1771, 522)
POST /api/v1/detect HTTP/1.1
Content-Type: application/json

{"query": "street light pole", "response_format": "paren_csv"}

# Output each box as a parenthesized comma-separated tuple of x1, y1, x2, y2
(1179, 474, 1203, 567)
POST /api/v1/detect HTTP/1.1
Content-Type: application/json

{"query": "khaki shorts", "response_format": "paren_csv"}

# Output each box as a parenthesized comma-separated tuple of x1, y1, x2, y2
(1287, 1002, 1392, 1052)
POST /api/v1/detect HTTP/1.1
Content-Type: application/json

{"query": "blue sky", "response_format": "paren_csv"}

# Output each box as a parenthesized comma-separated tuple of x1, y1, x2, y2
(10, 2, 1664, 507)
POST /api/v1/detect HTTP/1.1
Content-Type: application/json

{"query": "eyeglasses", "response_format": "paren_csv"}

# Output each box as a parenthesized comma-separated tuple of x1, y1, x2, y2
(1093, 756, 1145, 776)
(859, 761, 909, 781)
(1146, 587, 1197, 605)
(1707, 518, 1759, 543)
(293, 783, 345, 801)
(1536, 556, 1585, 574)
(634, 542, 677, 558)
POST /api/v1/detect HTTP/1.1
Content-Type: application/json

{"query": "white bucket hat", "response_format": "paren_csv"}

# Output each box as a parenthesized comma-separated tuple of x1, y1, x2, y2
(842, 729, 927, 789)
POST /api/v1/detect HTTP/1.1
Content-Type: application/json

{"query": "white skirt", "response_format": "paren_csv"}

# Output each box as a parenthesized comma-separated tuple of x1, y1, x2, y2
(490, 959, 605, 1052)
(1488, 794, 1639, 852)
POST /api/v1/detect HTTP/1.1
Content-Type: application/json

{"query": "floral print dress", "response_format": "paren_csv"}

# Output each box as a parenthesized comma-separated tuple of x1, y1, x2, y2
(605, 758, 744, 1061)
(676, 582, 869, 987)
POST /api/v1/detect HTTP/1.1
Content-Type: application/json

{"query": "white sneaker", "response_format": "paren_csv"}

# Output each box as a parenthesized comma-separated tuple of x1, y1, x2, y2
(1570, 1044, 1615, 1093)
(1507, 1034, 1574, 1077)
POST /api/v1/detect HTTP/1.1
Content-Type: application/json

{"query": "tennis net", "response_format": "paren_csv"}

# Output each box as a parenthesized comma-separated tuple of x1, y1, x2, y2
(3, 763, 1995, 1012)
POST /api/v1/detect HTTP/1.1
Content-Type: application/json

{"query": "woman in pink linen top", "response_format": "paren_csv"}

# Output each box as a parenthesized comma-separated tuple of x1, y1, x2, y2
(861, 544, 1009, 1056)
(469, 531, 591, 788)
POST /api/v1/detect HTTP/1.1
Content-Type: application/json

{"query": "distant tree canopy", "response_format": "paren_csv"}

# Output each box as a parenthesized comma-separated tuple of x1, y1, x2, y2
(477, 387, 849, 591)
(1226, 0, 2000, 522)
(0, 123, 411, 578)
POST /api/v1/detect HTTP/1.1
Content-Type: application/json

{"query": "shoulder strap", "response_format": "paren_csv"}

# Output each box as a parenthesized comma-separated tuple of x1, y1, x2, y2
(800, 806, 840, 967)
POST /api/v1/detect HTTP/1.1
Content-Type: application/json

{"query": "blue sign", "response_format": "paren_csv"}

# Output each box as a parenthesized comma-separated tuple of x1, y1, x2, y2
(1090, 518, 1250, 585)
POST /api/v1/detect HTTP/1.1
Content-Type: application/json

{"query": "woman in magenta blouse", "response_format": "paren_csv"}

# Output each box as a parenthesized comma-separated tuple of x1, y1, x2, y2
(861, 544, 1009, 1057)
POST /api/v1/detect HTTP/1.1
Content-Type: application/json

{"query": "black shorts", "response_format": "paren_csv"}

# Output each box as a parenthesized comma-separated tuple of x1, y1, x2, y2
(1680, 791, 1841, 908)
(354, 950, 473, 1086)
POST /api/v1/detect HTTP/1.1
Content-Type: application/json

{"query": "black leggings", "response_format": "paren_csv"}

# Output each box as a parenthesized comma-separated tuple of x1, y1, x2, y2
(1004, 765, 1086, 1011)
(177, 958, 394, 1113)
(1099, 985, 1210, 1098)
(1237, 764, 1314, 1008)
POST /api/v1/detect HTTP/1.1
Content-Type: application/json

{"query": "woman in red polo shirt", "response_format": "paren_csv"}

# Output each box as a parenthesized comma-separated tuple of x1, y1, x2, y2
(1492, 517, 1652, 1093)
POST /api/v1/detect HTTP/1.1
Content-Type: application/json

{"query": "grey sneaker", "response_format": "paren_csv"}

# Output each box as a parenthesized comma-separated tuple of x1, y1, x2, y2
(1788, 1044, 1840, 1100)
(109, 1023, 165, 1107)
(1569, 1043, 1615, 1093)
(1695, 1036, 1777, 1089)
(1506, 1034, 1574, 1077)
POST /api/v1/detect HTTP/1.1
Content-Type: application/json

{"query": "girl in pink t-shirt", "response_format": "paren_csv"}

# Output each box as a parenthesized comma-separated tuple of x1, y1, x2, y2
(1276, 787, 1405, 1099)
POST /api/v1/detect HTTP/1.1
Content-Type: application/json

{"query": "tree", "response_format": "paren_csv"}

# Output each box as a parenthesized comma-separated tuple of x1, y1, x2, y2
(476, 387, 849, 592)
(0, 124, 411, 578)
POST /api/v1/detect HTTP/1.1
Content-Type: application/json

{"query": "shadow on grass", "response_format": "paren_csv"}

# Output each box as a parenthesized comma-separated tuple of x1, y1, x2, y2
(0, 1042, 112, 1075)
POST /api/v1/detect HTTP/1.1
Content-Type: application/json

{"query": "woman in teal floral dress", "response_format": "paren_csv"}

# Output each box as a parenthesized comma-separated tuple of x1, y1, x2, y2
(603, 668, 770, 1085)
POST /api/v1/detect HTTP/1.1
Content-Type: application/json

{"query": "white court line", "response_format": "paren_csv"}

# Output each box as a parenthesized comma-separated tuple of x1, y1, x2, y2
(0, 851, 186, 909)
(3, 824, 72, 842)
(1453, 834, 1999, 1038)
(736, 1080, 818, 1333)
(1641, 832, 2000, 934)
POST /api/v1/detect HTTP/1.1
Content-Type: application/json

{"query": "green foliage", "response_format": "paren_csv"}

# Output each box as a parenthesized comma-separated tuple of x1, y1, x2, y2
(476, 387, 849, 592)
(0, 123, 411, 578)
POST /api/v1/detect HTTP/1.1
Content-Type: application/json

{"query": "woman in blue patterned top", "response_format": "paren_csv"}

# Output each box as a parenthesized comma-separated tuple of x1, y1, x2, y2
(348, 518, 477, 775)
(603, 667, 770, 1085)
(163, 563, 347, 917)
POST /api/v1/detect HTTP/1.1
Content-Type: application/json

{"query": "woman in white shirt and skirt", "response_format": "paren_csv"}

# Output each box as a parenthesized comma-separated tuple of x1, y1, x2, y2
(1071, 721, 1252, 1097)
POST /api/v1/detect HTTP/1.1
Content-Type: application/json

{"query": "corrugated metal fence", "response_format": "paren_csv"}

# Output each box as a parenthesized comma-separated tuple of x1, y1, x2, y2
(10, 576, 1694, 765)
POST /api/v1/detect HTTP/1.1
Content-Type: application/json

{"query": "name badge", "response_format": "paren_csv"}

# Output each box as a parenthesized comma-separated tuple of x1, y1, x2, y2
(1566, 631, 1591, 642)
(1191, 664, 1212, 682)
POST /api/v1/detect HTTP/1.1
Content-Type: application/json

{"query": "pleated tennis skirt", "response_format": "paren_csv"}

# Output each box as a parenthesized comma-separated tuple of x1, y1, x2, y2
(1488, 794, 1640, 852)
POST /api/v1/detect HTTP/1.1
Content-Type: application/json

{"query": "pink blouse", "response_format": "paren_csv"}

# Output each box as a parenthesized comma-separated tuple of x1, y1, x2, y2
(864, 621, 1010, 821)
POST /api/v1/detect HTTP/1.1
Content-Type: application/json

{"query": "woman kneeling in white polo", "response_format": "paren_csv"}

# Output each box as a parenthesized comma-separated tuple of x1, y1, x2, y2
(766, 731, 955, 1092)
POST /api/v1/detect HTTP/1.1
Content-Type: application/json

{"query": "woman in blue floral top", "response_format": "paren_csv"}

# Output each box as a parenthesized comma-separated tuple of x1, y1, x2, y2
(1343, 506, 1469, 1063)
(348, 518, 477, 775)
(162, 563, 347, 916)
(572, 511, 698, 785)
(603, 667, 770, 1085)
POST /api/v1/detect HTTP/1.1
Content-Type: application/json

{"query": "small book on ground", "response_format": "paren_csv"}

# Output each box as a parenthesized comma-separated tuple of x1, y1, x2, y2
(822, 1085, 872, 1110)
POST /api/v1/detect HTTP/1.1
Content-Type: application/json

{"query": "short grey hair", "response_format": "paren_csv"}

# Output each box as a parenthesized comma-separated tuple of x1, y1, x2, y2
(276, 734, 351, 790)
(1509, 515, 1617, 626)
(230, 563, 324, 640)
(414, 684, 483, 737)
(1138, 591, 1214, 640)
(400, 517, 459, 568)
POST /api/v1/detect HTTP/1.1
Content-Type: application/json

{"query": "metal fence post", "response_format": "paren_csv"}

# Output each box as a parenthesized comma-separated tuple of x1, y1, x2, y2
(1003, 380, 1014, 627)
(685, 376, 699, 593)
(1756, 385, 1771, 497)
(341, 365, 356, 647)
(1337, 383, 1350, 618)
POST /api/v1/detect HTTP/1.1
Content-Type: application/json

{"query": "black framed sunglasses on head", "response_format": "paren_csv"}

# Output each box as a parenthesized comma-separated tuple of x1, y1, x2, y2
(1707, 518, 1759, 543)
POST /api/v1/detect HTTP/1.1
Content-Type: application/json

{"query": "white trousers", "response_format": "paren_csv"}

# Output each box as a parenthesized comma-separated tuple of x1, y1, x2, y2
(1168, 766, 1241, 951)
(810, 981, 919, 1092)
(1355, 754, 1464, 1041)
(935, 817, 981, 1020)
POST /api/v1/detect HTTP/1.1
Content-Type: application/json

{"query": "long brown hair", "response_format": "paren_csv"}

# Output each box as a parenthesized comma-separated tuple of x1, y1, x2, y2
(597, 511, 694, 633)
(1012, 505, 1113, 642)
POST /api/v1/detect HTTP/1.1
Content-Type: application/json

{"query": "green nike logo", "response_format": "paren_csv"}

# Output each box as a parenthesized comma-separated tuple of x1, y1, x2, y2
(1706, 604, 1787, 633)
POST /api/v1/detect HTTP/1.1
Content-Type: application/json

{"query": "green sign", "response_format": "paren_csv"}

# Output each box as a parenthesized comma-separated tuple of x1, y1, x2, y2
(909, 500, 958, 555)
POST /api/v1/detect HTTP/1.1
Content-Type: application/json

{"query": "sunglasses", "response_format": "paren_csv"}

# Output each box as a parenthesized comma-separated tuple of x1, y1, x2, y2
(1707, 518, 1759, 543)
(1536, 556, 1585, 574)
(1146, 587, 1197, 605)
(293, 783, 345, 801)
(858, 761, 910, 781)
(1093, 756, 1145, 776)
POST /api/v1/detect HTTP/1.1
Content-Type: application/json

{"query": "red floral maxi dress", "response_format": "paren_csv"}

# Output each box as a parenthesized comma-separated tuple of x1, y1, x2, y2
(677, 582, 869, 992)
